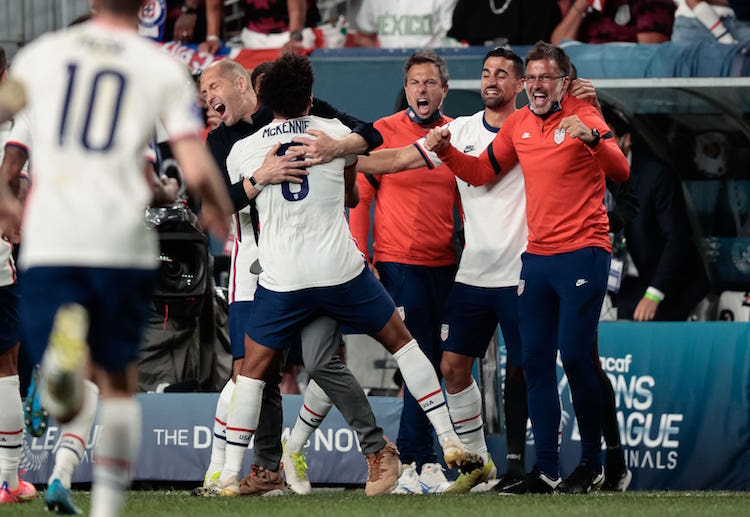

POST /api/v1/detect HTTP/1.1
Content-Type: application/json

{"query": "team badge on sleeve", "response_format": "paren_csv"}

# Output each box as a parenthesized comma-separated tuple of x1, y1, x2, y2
(396, 306, 405, 321)
(440, 324, 450, 342)
(517, 279, 525, 296)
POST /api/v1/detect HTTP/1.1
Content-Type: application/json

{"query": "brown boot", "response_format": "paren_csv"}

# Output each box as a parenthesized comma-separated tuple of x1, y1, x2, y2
(364, 440, 401, 496)
(239, 465, 286, 496)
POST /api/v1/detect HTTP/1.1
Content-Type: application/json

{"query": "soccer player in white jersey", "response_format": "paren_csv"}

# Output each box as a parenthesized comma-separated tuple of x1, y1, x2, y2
(0, 1, 233, 515)
(1, 108, 107, 514)
(212, 53, 481, 496)
(0, 46, 37, 507)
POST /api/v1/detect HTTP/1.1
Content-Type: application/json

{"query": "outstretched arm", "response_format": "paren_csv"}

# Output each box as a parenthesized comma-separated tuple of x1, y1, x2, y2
(356, 145, 426, 174)
(431, 127, 502, 186)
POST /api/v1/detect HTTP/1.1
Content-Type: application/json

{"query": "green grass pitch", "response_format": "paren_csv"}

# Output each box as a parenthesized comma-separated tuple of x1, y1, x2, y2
(8, 489, 750, 516)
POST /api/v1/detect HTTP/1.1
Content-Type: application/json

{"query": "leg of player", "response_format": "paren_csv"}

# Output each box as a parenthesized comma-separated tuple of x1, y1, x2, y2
(217, 337, 281, 496)
(45, 379, 98, 515)
(201, 374, 235, 489)
(89, 363, 141, 517)
(0, 345, 36, 505)
(441, 351, 495, 494)
(372, 311, 482, 471)
(237, 377, 286, 497)
(282, 379, 331, 495)
(298, 317, 399, 496)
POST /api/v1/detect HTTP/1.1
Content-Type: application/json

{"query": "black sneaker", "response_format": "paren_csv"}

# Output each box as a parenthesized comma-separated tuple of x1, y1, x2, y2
(559, 462, 605, 494)
(602, 466, 632, 491)
(491, 472, 526, 494)
(602, 449, 632, 491)
(494, 465, 561, 494)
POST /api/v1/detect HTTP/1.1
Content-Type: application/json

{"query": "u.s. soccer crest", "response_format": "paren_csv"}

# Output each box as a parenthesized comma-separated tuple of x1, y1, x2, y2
(554, 128, 566, 145)
(440, 324, 450, 341)
(517, 279, 525, 296)
(396, 306, 405, 321)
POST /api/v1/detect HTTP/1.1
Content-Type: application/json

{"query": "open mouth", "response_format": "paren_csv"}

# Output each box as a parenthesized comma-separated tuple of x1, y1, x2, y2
(214, 103, 226, 115)
(417, 99, 429, 109)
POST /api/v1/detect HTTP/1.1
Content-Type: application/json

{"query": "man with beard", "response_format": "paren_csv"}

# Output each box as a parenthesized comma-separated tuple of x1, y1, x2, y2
(425, 41, 629, 494)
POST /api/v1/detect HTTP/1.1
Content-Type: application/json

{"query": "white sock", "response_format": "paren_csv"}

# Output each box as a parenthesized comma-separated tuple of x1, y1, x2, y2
(286, 379, 332, 454)
(90, 398, 140, 517)
(206, 379, 234, 477)
(0, 375, 23, 490)
(446, 380, 488, 463)
(49, 379, 98, 489)
(220, 375, 265, 482)
(693, 1, 738, 43)
(392, 340, 459, 444)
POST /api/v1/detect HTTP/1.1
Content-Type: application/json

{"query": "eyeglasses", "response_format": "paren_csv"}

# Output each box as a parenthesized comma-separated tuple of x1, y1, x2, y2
(523, 74, 567, 85)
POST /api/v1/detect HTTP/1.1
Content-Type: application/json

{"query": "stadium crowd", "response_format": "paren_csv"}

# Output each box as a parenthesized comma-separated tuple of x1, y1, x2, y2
(0, 0, 748, 515)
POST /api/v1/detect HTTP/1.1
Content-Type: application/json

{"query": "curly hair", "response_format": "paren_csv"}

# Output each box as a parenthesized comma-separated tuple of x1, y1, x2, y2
(525, 41, 571, 77)
(257, 54, 314, 119)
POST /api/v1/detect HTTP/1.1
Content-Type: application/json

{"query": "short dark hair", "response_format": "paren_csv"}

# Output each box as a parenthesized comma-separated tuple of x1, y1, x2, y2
(258, 54, 313, 118)
(525, 41, 571, 77)
(484, 46, 523, 79)
(0, 47, 6, 77)
(403, 51, 449, 86)
(601, 102, 632, 136)
(250, 61, 274, 90)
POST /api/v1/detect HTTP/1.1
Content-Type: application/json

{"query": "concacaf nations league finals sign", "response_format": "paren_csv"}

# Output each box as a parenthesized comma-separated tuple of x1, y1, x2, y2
(17, 323, 750, 490)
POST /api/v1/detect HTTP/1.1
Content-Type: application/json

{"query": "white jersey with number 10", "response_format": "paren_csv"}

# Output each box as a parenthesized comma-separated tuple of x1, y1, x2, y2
(9, 21, 203, 270)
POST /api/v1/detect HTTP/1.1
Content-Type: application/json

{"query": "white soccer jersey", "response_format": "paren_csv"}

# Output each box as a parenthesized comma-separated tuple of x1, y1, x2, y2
(356, 0, 458, 48)
(9, 21, 203, 270)
(0, 120, 16, 286)
(416, 110, 528, 288)
(226, 115, 365, 292)
(225, 161, 259, 303)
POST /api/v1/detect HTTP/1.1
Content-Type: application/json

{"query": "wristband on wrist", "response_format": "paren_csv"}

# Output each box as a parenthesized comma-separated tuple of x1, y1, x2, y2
(644, 286, 664, 303)
(290, 30, 303, 42)
(249, 175, 264, 191)
(181, 5, 198, 15)
(206, 35, 220, 42)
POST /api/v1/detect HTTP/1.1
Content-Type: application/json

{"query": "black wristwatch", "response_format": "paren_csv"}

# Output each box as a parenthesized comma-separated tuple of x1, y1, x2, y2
(181, 4, 198, 15)
(290, 30, 303, 42)
(588, 128, 601, 148)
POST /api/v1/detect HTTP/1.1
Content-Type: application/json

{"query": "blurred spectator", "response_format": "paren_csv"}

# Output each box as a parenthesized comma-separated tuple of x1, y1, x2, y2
(239, 0, 321, 54)
(671, 1, 750, 44)
(601, 104, 712, 321)
(551, 0, 675, 44)
(448, 0, 561, 46)
(352, 0, 462, 48)
(139, 1, 222, 53)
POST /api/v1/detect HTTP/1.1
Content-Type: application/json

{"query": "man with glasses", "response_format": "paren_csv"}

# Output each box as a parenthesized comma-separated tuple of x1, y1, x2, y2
(425, 41, 630, 494)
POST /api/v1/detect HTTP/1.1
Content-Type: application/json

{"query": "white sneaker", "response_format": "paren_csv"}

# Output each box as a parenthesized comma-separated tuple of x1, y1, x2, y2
(392, 462, 421, 494)
(282, 443, 312, 495)
(418, 463, 451, 494)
